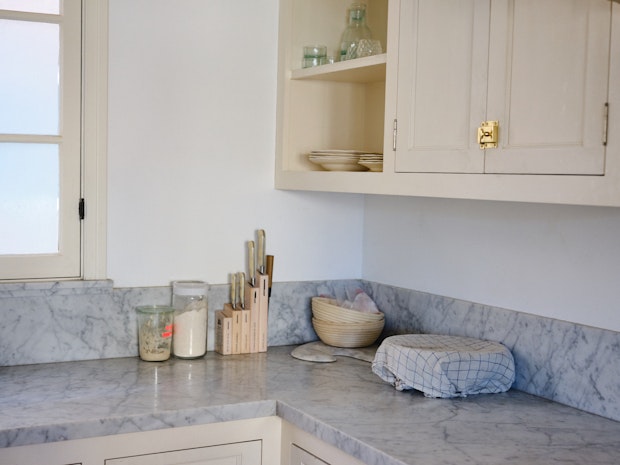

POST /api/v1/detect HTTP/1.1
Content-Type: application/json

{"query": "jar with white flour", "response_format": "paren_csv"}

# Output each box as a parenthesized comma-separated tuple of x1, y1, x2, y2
(172, 281, 208, 359)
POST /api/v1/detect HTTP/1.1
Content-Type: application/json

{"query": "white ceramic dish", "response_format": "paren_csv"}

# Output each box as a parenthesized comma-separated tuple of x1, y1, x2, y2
(308, 158, 368, 171)
(358, 161, 383, 172)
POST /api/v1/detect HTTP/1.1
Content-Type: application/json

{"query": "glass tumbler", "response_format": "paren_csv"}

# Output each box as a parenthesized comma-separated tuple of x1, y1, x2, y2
(302, 45, 327, 68)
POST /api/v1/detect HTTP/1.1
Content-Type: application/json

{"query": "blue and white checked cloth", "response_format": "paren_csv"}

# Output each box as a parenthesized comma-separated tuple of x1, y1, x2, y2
(372, 334, 515, 398)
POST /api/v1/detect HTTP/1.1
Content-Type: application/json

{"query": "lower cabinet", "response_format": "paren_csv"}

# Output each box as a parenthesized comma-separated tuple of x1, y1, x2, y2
(106, 440, 261, 465)
(0, 417, 367, 465)
(290, 444, 328, 465)
(0, 417, 280, 465)
(281, 421, 366, 465)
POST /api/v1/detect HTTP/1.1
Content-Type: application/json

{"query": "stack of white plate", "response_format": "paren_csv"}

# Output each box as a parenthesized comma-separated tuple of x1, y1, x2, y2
(308, 150, 380, 172)
(358, 153, 383, 172)
(311, 297, 385, 348)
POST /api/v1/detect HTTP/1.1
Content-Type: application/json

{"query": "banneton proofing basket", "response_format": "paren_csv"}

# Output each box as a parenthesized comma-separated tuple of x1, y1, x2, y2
(311, 297, 384, 323)
(311, 317, 384, 348)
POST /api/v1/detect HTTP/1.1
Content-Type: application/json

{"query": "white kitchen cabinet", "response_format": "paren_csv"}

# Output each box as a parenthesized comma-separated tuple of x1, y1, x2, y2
(275, 0, 620, 207)
(105, 440, 261, 465)
(395, 0, 611, 175)
(274, 0, 389, 173)
(0, 418, 280, 465)
(281, 421, 366, 465)
(290, 444, 329, 465)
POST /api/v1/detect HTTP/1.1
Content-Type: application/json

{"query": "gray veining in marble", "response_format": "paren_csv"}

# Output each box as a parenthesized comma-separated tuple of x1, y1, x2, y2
(366, 282, 620, 422)
(1, 278, 619, 424)
(1, 347, 619, 465)
(0, 279, 361, 366)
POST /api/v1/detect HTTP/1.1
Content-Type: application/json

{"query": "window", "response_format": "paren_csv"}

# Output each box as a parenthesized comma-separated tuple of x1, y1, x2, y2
(0, 0, 107, 281)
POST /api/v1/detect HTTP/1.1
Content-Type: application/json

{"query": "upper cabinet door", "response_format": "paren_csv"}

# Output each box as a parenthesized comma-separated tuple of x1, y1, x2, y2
(485, 0, 611, 174)
(395, 0, 611, 176)
(394, 0, 491, 173)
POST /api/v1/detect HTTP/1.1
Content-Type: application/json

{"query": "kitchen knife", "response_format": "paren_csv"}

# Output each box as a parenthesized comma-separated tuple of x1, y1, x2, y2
(237, 271, 245, 309)
(257, 229, 266, 274)
(230, 272, 237, 309)
(248, 241, 255, 287)
(266, 255, 274, 299)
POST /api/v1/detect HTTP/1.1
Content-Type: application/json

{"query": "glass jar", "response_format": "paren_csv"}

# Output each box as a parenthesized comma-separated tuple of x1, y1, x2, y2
(172, 281, 209, 359)
(340, 3, 373, 61)
(136, 305, 174, 362)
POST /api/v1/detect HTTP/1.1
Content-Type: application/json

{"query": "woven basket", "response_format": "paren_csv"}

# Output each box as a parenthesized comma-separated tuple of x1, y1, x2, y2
(311, 297, 384, 323)
(312, 317, 384, 348)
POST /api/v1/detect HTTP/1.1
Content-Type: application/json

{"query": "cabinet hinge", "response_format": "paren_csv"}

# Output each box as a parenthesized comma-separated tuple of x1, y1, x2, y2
(392, 119, 398, 151)
(603, 102, 609, 146)
(79, 198, 85, 220)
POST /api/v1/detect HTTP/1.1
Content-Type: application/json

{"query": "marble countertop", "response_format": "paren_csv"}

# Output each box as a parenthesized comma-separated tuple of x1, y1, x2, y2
(1, 346, 619, 465)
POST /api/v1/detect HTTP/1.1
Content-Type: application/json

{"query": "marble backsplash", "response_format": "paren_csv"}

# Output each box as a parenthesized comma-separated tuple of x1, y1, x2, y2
(0, 279, 618, 423)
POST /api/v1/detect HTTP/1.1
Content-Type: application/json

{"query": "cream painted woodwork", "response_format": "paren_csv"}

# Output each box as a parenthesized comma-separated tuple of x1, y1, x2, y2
(290, 445, 329, 465)
(281, 421, 366, 465)
(394, 0, 490, 173)
(105, 441, 261, 465)
(274, 0, 389, 172)
(394, 0, 611, 174)
(274, 0, 620, 207)
(0, 417, 281, 465)
(0, 418, 367, 465)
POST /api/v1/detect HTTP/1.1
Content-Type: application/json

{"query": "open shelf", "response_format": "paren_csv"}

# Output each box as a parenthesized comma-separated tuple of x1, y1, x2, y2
(291, 53, 387, 83)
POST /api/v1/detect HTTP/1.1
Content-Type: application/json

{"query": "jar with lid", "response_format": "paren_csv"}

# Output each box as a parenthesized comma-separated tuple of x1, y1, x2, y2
(339, 3, 373, 61)
(171, 281, 208, 359)
(136, 305, 174, 362)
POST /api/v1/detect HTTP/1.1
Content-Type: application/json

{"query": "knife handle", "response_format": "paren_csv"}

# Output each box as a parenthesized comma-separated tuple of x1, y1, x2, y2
(230, 272, 236, 309)
(237, 272, 245, 308)
(248, 241, 255, 286)
(257, 229, 265, 274)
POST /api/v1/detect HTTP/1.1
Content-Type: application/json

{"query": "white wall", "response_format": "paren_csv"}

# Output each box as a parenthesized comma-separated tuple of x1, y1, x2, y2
(362, 195, 620, 332)
(107, 0, 364, 287)
(107, 1, 620, 335)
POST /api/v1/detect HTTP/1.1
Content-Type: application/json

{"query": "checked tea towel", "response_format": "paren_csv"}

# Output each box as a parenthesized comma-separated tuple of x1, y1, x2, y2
(372, 334, 515, 398)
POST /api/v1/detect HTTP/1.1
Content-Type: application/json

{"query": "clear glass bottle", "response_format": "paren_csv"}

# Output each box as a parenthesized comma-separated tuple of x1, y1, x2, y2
(339, 3, 372, 61)
(171, 281, 208, 359)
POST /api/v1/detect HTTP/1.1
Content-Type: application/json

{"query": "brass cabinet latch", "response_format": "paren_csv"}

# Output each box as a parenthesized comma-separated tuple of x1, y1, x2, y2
(478, 121, 499, 149)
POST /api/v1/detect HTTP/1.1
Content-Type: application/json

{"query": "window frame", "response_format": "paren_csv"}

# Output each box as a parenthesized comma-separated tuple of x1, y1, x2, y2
(0, 0, 108, 281)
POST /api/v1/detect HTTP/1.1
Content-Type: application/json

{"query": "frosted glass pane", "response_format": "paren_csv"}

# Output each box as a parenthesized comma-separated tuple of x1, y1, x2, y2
(0, 0, 59, 14)
(0, 19, 59, 134)
(0, 143, 59, 254)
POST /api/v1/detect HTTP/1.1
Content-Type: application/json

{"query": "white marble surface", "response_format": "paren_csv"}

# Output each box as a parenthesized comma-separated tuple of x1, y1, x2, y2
(1, 346, 619, 465)
(0, 279, 358, 365)
(366, 282, 620, 422)
(1, 279, 619, 423)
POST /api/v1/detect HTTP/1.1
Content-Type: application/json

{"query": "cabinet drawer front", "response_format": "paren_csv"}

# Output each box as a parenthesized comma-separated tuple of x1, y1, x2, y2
(106, 440, 261, 465)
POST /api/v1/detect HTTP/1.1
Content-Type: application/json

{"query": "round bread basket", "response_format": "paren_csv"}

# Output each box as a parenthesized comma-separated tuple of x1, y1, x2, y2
(311, 297, 384, 348)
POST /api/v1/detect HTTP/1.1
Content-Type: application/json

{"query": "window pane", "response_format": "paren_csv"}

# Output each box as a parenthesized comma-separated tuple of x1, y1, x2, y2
(0, 0, 59, 15)
(0, 143, 59, 254)
(0, 19, 59, 135)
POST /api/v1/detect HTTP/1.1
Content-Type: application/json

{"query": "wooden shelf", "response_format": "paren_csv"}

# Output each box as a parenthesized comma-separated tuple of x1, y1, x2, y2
(290, 54, 387, 83)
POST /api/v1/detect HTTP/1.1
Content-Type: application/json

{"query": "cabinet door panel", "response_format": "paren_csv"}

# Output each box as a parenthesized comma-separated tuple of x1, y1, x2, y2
(290, 444, 329, 465)
(485, 0, 611, 174)
(106, 440, 261, 465)
(395, 0, 490, 173)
